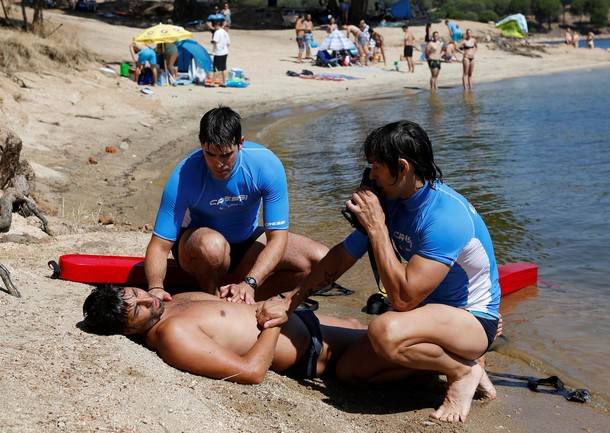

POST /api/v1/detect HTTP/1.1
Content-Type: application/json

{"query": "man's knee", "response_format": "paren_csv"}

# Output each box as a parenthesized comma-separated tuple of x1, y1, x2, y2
(183, 229, 229, 268)
(368, 314, 406, 361)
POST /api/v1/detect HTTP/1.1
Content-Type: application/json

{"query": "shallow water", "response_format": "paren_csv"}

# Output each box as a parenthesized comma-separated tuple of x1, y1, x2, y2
(246, 68, 610, 402)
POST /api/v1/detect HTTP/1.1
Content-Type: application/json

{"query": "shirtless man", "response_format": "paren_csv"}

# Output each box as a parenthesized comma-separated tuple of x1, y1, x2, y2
(402, 25, 416, 73)
(345, 24, 368, 65)
(295, 14, 305, 63)
(82, 285, 368, 384)
(425, 31, 442, 91)
(303, 14, 314, 59)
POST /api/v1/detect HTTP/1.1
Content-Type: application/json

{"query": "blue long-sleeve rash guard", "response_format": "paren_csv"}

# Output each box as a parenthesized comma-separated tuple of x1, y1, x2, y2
(153, 141, 289, 244)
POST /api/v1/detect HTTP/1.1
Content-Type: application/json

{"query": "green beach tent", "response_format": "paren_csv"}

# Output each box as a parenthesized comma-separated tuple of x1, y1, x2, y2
(496, 14, 528, 38)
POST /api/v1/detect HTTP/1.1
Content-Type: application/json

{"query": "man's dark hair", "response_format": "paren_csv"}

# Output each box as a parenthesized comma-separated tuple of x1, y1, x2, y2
(198, 106, 242, 148)
(363, 120, 443, 184)
(402, 25, 409, 30)
(82, 284, 129, 335)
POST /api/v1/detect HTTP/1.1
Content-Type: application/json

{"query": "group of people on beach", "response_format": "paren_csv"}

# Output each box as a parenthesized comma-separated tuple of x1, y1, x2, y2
(565, 27, 595, 49)
(83, 106, 502, 423)
(296, 16, 478, 91)
(129, 3, 232, 87)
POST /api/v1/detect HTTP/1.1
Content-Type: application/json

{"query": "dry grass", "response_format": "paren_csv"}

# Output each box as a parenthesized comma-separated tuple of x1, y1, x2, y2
(0, 24, 96, 73)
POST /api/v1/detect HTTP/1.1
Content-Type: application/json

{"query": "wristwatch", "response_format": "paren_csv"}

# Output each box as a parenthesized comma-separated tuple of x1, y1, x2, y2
(244, 276, 258, 290)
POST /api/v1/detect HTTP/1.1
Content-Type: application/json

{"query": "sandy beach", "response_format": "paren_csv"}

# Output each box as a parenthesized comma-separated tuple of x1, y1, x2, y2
(1, 10, 610, 433)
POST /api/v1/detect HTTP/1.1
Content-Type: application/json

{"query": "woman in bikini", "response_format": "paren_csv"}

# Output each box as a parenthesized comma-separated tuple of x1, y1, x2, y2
(461, 29, 477, 90)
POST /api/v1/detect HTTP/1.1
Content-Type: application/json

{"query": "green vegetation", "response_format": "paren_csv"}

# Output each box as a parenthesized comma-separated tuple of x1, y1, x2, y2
(432, 0, 609, 29)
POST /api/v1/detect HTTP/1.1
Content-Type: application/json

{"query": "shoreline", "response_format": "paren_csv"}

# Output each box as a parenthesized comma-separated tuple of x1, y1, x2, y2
(2, 13, 610, 433)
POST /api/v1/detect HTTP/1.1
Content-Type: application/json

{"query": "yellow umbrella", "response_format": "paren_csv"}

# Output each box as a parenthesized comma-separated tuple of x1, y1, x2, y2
(133, 24, 192, 44)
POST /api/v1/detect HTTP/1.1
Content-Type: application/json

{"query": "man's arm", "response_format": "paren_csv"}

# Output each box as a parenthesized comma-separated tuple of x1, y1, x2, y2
(256, 242, 356, 328)
(144, 235, 174, 300)
(156, 321, 282, 384)
(347, 189, 451, 311)
(220, 229, 288, 304)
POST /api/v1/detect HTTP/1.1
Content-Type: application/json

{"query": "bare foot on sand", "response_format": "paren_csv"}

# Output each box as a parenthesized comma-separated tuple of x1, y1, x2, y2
(475, 356, 497, 401)
(431, 363, 483, 423)
(476, 368, 497, 401)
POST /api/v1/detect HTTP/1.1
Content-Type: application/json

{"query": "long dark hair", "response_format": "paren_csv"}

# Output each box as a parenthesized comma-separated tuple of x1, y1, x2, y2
(363, 120, 443, 184)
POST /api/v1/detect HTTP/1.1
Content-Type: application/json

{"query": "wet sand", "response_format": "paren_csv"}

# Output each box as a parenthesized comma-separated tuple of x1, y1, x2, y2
(1, 11, 610, 433)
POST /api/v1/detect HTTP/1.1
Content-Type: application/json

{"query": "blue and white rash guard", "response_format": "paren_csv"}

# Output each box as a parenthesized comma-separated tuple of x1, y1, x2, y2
(343, 181, 500, 319)
(153, 141, 289, 244)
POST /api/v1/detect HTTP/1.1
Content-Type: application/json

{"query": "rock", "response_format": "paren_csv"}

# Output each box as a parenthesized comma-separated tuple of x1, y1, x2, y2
(88, 156, 98, 165)
(98, 214, 114, 225)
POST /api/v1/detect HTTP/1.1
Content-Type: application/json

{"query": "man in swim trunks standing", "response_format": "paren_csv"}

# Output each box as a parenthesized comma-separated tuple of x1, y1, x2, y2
(295, 14, 305, 63)
(257, 120, 500, 422)
(426, 31, 442, 91)
(144, 106, 328, 304)
(303, 14, 314, 60)
(402, 24, 415, 73)
(82, 285, 367, 383)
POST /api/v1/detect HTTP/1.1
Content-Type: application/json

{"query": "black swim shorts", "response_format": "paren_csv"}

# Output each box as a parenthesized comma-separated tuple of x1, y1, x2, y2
(213, 54, 228, 72)
(284, 310, 323, 379)
(404, 45, 413, 57)
(171, 226, 264, 273)
(472, 314, 499, 352)
(428, 59, 441, 70)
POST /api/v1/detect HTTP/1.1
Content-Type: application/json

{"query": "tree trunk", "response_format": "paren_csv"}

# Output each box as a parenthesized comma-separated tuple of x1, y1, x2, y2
(32, 0, 45, 32)
(1, 0, 9, 23)
(0, 128, 50, 236)
(21, 0, 29, 32)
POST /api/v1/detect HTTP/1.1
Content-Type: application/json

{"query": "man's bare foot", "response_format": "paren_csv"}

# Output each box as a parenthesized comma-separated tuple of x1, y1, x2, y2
(431, 363, 483, 423)
(475, 356, 497, 401)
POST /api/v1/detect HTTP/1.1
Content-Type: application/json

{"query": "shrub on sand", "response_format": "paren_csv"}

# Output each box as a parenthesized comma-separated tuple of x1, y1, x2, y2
(0, 25, 96, 73)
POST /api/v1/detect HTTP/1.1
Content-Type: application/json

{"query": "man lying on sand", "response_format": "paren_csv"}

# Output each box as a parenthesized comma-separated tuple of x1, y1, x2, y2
(82, 285, 369, 384)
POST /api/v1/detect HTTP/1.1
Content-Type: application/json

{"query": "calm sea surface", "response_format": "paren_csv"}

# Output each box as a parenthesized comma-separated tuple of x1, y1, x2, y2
(245, 67, 610, 402)
(544, 37, 610, 49)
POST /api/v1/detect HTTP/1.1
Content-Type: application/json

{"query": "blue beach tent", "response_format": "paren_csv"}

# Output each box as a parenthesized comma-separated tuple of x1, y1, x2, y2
(496, 14, 528, 38)
(390, 0, 413, 19)
(176, 39, 213, 73)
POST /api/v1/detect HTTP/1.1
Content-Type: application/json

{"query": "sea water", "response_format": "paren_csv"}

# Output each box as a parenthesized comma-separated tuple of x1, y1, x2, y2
(251, 67, 610, 402)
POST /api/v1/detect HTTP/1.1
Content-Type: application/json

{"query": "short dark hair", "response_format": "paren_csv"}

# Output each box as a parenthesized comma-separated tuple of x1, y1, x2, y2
(402, 25, 409, 30)
(82, 285, 129, 335)
(363, 120, 443, 183)
(198, 106, 242, 148)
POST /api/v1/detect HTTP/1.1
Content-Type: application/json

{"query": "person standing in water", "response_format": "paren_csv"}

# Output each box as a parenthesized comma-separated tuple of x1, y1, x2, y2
(461, 29, 477, 90)
(426, 31, 442, 91)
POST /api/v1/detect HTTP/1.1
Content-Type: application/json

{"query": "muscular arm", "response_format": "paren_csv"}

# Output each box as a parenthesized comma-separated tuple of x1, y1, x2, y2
(247, 229, 288, 285)
(144, 235, 173, 290)
(367, 225, 450, 311)
(257, 243, 356, 328)
(156, 321, 282, 384)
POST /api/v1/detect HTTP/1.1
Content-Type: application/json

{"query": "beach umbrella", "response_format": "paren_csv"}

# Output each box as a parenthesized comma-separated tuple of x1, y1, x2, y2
(133, 24, 193, 44)
(318, 30, 356, 51)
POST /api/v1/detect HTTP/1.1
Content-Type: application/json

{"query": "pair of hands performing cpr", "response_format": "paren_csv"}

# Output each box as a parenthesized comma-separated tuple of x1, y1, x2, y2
(148, 281, 256, 304)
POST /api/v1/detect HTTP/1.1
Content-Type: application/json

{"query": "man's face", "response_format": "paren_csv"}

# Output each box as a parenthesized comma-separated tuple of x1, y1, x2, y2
(368, 160, 401, 200)
(202, 140, 242, 180)
(123, 287, 165, 334)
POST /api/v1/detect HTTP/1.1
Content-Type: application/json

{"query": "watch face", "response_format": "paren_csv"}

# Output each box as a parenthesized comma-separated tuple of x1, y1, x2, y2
(245, 276, 257, 289)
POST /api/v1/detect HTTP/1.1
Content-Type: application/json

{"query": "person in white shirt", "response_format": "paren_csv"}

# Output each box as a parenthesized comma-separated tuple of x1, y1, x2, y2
(211, 21, 231, 85)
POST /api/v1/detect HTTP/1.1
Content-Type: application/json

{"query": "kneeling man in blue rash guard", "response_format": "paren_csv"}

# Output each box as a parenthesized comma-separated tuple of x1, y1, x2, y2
(257, 120, 500, 423)
(145, 106, 328, 304)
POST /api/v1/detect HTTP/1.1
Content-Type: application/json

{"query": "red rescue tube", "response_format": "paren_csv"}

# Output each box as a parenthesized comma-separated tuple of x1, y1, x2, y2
(54, 254, 538, 295)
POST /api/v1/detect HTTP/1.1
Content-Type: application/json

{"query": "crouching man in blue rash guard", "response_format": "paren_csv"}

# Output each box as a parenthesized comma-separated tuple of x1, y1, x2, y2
(145, 106, 328, 304)
(257, 120, 500, 423)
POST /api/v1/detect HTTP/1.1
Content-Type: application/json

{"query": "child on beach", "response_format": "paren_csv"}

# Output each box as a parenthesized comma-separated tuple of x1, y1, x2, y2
(211, 21, 230, 85)
(586, 32, 594, 49)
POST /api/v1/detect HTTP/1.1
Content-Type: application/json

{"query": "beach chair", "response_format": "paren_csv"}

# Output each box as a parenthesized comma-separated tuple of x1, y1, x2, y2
(315, 50, 339, 67)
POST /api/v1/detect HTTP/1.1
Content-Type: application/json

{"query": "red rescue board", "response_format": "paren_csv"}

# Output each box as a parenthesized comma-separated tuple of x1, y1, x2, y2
(53, 254, 538, 295)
